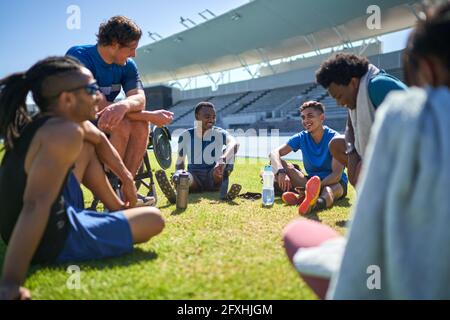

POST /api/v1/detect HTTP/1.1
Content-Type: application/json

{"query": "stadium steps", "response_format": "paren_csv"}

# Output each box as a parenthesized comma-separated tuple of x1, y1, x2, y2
(171, 91, 251, 127)
(170, 96, 213, 126)
(231, 89, 271, 114)
(217, 91, 252, 113)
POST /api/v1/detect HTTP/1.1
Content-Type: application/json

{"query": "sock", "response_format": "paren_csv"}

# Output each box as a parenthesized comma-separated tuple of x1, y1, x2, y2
(315, 197, 327, 210)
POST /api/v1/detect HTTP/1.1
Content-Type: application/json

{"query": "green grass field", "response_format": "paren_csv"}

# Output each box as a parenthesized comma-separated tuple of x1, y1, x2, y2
(0, 151, 354, 299)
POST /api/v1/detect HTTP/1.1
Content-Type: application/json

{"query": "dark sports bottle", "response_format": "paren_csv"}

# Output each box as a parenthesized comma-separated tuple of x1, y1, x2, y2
(176, 171, 190, 210)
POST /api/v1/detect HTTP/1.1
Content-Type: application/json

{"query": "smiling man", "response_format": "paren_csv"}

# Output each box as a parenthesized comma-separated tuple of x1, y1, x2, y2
(0, 57, 164, 300)
(269, 101, 348, 215)
(66, 16, 173, 198)
(315, 53, 406, 187)
(172, 102, 240, 194)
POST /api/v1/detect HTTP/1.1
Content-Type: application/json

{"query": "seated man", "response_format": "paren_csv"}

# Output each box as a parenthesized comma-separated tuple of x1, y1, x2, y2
(0, 56, 164, 300)
(315, 53, 406, 187)
(157, 102, 240, 201)
(66, 16, 173, 200)
(269, 101, 348, 215)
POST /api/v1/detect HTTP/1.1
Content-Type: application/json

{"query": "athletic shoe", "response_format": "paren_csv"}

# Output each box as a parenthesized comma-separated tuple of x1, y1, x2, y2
(298, 176, 321, 215)
(225, 184, 242, 201)
(155, 170, 177, 204)
(135, 195, 156, 207)
(282, 192, 304, 205)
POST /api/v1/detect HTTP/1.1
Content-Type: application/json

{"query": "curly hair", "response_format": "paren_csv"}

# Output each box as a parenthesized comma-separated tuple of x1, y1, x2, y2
(315, 53, 369, 88)
(299, 100, 325, 114)
(97, 16, 142, 47)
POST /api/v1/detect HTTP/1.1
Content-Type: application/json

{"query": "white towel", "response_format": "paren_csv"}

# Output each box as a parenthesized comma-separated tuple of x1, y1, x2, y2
(349, 64, 380, 158)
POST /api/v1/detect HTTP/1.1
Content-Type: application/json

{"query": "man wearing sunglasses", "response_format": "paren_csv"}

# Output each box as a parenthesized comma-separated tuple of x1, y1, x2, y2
(66, 16, 174, 202)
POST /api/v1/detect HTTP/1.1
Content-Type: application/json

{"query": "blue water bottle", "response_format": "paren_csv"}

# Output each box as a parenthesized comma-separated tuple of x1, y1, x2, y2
(262, 165, 275, 206)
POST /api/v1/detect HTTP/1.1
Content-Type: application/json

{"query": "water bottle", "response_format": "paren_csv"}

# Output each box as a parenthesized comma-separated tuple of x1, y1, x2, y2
(174, 170, 190, 210)
(262, 165, 275, 206)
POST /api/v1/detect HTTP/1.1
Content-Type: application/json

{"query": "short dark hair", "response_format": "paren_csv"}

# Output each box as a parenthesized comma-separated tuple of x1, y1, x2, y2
(405, 1, 450, 84)
(194, 101, 215, 116)
(315, 53, 369, 88)
(299, 101, 325, 114)
(97, 16, 142, 47)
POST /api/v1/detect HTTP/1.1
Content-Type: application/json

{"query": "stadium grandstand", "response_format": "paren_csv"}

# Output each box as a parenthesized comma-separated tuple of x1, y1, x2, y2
(135, 0, 422, 134)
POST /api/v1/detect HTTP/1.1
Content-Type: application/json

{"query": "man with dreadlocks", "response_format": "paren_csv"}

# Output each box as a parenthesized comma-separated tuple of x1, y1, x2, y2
(0, 56, 164, 300)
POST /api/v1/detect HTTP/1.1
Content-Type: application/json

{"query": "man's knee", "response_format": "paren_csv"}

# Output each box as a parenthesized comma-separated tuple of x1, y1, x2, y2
(142, 208, 165, 240)
(130, 120, 149, 137)
(113, 118, 132, 138)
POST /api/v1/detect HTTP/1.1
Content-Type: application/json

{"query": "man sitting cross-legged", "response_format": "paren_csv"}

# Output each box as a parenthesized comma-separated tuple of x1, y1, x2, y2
(269, 101, 348, 215)
(156, 102, 241, 202)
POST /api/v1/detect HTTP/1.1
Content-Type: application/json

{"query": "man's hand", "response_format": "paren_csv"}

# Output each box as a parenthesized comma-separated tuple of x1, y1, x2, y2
(277, 173, 292, 192)
(120, 176, 138, 208)
(97, 104, 128, 131)
(149, 110, 174, 127)
(0, 282, 31, 300)
(213, 158, 226, 181)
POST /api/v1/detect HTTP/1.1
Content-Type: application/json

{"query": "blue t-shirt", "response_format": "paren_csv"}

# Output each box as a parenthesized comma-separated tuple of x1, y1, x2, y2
(66, 45, 143, 102)
(287, 126, 348, 184)
(178, 126, 230, 171)
(368, 72, 407, 109)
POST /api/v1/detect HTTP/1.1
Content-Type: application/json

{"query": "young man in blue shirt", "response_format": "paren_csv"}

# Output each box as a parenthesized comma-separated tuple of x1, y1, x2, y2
(66, 16, 173, 188)
(315, 53, 407, 186)
(270, 101, 348, 215)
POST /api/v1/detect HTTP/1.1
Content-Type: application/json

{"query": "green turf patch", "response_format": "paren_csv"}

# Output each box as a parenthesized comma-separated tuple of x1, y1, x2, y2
(0, 153, 354, 299)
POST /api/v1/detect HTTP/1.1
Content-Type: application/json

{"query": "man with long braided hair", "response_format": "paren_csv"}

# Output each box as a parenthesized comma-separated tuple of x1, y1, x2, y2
(0, 56, 164, 300)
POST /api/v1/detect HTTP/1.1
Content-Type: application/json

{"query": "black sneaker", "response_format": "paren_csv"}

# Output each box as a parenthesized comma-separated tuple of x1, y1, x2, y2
(155, 170, 177, 204)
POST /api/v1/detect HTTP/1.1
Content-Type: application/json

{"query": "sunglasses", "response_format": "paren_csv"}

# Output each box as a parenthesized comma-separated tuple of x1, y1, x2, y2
(67, 82, 100, 96)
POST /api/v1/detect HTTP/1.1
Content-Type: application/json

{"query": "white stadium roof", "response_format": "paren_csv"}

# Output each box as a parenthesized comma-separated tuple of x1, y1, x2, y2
(135, 0, 422, 85)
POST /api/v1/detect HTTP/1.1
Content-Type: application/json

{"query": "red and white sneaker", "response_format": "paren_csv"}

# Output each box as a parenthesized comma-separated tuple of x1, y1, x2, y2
(298, 176, 321, 215)
(282, 191, 305, 205)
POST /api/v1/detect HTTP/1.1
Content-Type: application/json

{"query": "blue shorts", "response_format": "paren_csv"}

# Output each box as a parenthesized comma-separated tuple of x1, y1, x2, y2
(56, 206, 133, 263)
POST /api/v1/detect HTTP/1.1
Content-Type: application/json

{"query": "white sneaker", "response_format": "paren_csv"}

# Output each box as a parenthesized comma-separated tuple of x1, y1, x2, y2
(135, 195, 156, 207)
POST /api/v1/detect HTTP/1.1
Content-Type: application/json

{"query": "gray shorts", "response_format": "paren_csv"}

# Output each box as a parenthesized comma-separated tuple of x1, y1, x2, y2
(190, 168, 221, 192)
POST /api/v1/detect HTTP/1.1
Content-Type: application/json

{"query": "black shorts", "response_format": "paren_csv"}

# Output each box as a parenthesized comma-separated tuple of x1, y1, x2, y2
(294, 174, 348, 200)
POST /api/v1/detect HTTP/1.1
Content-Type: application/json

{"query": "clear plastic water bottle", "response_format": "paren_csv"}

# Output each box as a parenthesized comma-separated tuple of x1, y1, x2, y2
(262, 165, 275, 206)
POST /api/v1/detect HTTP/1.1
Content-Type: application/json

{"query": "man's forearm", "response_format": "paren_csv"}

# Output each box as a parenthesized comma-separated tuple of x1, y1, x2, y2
(115, 94, 145, 113)
(1, 202, 52, 286)
(175, 162, 185, 171)
(321, 171, 341, 187)
(345, 113, 355, 146)
(175, 155, 185, 171)
(125, 110, 156, 122)
(222, 142, 239, 163)
(269, 150, 284, 172)
(96, 134, 134, 181)
(347, 153, 362, 187)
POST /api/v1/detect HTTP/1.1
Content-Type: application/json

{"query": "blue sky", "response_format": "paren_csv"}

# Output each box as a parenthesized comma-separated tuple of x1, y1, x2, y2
(0, 0, 249, 78)
(0, 0, 410, 80)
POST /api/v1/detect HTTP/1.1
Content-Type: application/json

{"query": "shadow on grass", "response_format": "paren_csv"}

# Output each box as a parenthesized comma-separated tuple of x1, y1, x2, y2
(23, 247, 159, 278)
(304, 210, 321, 222)
(336, 220, 349, 228)
(1, 238, 158, 280)
(333, 197, 352, 208)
